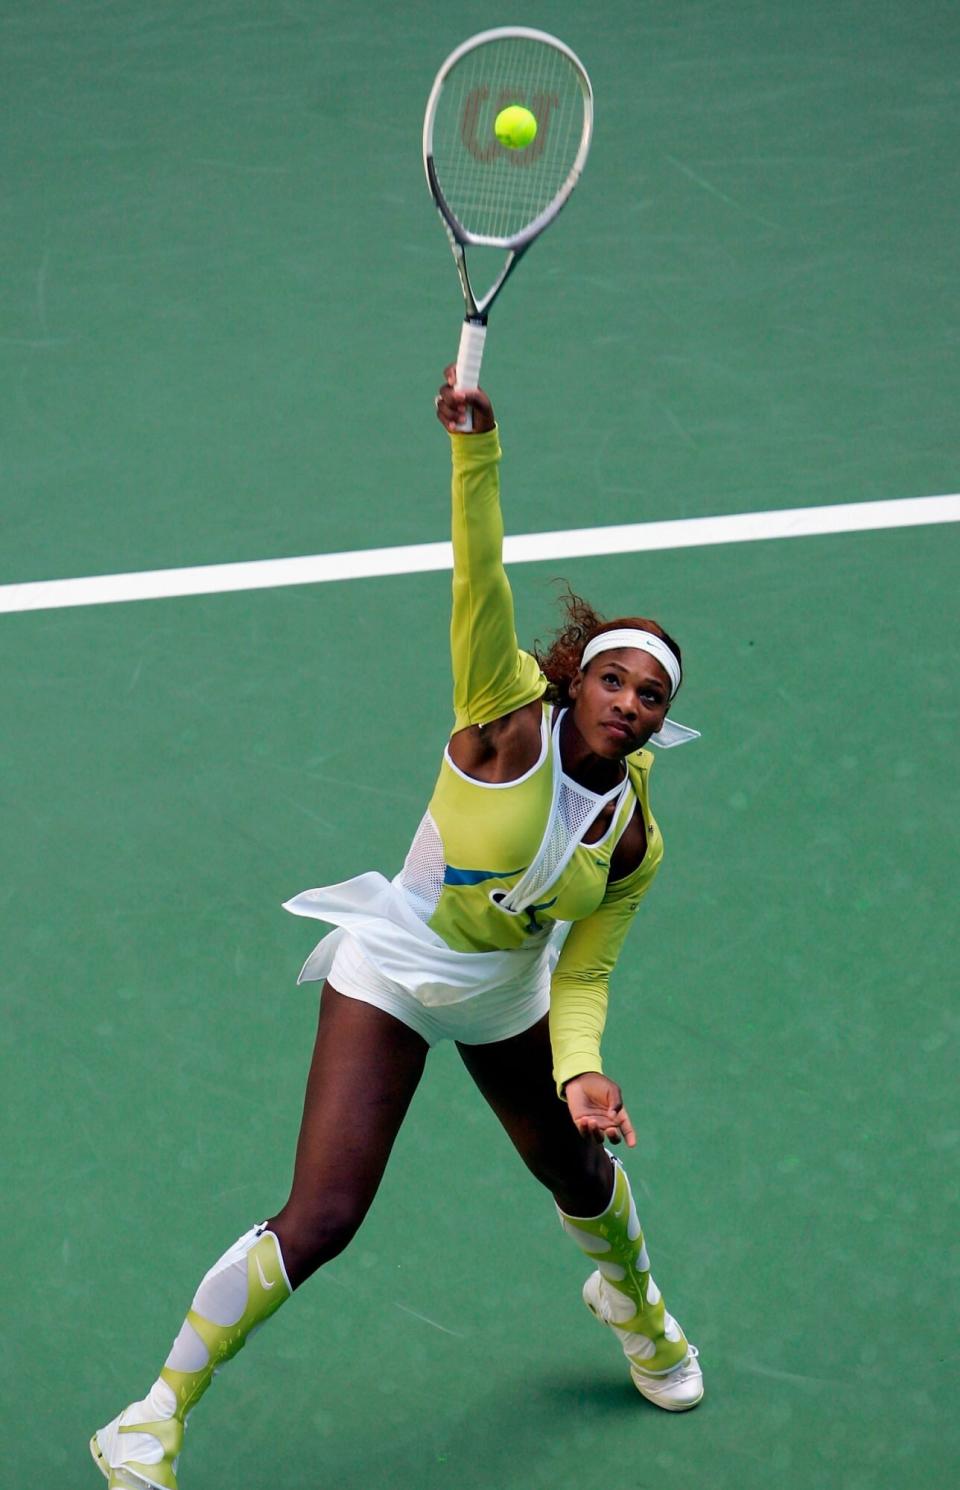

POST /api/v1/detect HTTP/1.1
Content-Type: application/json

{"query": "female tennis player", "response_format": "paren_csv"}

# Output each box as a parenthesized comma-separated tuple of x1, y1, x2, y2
(91, 369, 703, 1490)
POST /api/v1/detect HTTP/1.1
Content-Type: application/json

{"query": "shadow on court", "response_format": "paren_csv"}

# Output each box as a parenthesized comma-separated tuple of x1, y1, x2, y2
(268, 1371, 663, 1490)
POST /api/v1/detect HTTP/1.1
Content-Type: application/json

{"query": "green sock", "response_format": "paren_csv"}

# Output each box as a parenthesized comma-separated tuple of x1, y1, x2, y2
(160, 1224, 291, 1417)
(558, 1159, 688, 1375)
(103, 1224, 291, 1490)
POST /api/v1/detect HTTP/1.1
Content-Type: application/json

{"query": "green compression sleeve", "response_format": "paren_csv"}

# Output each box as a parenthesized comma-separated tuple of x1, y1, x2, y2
(449, 429, 546, 731)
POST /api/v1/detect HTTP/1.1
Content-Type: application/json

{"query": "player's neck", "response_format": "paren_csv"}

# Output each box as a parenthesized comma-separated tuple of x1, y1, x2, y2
(559, 709, 625, 793)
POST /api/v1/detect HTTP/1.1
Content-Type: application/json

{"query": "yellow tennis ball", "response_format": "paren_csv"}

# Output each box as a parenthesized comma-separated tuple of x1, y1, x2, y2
(494, 105, 538, 150)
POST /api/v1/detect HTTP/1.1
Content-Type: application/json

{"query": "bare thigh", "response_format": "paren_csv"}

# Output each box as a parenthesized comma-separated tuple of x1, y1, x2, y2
(268, 984, 429, 1288)
(457, 1015, 613, 1217)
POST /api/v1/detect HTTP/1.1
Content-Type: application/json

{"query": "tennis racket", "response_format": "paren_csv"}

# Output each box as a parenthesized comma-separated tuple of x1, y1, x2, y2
(423, 27, 593, 428)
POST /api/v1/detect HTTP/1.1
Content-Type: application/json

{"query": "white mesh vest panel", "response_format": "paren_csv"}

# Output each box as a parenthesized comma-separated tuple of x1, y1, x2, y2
(497, 710, 630, 915)
(398, 810, 447, 923)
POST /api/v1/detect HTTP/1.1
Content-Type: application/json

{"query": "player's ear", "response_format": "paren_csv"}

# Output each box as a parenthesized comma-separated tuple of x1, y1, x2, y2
(568, 668, 583, 700)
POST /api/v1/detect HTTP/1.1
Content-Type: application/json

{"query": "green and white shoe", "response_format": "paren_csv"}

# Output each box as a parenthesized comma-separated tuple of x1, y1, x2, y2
(90, 1225, 291, 1488)
(582, 1270, 704, 1410)
(90, 1380, 182, 1489)
(558, 1157, 703, 1411)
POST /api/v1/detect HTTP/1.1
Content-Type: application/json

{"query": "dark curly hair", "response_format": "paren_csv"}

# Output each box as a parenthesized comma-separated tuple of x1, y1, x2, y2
(533, 587, 682, 709)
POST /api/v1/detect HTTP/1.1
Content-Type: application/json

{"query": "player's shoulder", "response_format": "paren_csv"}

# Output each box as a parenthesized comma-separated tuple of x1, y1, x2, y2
(626, 746, 655, 779)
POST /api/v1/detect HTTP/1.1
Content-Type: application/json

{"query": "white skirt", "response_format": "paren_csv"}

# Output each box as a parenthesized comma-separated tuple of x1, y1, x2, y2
(326, 933, 552, 1047)
(283, 871, 564, 1008)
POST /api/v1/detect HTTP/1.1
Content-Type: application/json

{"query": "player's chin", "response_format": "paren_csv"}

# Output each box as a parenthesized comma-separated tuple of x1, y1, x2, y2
(595, 726, 638, 758)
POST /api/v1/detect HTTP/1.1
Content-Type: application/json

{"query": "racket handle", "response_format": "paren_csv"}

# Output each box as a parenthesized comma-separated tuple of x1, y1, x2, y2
(454, 319, 487, 433)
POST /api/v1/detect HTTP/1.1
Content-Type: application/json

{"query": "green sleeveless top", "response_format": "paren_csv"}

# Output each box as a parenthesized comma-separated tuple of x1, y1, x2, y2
(405, 703, 662, 954)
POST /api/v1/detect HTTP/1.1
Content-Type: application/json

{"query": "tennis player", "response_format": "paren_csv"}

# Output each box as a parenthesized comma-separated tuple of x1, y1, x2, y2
(91, 368, 703, 1490)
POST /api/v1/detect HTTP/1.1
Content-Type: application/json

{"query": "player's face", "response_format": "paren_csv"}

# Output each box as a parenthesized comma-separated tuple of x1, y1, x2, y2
(568, 649, 672, 758)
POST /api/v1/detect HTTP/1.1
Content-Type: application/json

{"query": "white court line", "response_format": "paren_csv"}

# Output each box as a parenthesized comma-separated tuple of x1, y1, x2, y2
(0, 493, 957, 615)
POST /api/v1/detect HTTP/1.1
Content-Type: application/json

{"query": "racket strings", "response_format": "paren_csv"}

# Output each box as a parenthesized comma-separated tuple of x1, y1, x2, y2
(432, 37, 587, 243)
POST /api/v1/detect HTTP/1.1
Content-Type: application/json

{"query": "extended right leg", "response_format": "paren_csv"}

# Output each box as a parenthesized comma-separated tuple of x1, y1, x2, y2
(92, 986, 429, 1489)
(268, 984, 430, 1284)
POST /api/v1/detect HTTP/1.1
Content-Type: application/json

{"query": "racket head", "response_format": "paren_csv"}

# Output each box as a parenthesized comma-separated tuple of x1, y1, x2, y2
(423, 27, 593, 252)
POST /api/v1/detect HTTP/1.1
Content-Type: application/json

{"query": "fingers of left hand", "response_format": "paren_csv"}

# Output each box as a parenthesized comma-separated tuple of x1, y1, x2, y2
(616, 1107, 637, 1149)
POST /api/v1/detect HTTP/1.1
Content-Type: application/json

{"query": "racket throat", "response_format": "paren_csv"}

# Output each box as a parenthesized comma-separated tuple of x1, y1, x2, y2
(452, 238, 527, 322)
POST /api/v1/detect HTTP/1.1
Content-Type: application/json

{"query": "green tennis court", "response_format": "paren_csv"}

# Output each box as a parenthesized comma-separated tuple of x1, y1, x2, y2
(2, 3, 957, 1487)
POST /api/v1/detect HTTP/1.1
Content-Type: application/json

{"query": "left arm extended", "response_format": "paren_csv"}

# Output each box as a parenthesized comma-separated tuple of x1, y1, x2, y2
(549, 861, 656, 1143)
(549, 869, 650, 1090)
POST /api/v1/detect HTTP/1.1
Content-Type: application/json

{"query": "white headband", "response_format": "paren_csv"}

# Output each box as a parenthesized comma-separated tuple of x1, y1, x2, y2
(579, 628, 700, 749)
(581, 628, 681, 697)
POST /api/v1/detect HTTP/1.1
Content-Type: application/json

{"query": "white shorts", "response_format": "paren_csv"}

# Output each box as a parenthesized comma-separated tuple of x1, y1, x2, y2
(327, 932, 551, 1047)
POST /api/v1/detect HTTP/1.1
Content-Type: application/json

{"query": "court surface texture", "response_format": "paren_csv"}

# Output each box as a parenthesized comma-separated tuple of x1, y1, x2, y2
(2, 3, 957, 1488)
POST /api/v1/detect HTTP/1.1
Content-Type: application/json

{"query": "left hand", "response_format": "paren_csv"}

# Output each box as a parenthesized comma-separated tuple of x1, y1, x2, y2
(564, 1072, 636, 1148)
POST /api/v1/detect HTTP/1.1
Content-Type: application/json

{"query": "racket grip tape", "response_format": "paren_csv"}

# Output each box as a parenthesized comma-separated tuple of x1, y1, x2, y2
(454, 319, 487, 433)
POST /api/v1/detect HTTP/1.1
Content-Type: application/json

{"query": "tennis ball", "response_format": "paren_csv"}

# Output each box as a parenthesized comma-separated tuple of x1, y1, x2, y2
(494, 105, 538, 150)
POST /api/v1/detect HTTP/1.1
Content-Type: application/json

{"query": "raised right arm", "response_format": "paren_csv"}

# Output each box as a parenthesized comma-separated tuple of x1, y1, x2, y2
(448, 427, 546, 732)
